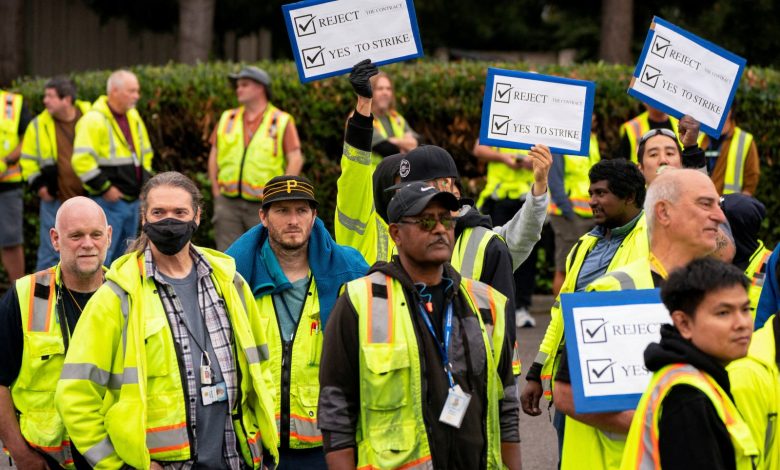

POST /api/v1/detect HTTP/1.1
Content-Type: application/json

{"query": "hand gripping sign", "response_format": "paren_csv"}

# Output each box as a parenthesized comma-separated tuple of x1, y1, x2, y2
(479, 68, 596, 156)
(561, 289, 672, 413)
(283, 0, 423, 83)
(629, 16, 746, 137)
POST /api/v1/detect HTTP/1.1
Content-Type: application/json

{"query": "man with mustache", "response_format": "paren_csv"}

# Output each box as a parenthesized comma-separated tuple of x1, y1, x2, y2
(553, 169, 728, 469)
(318, 182, 521, 470)
(225, 175, 367, 469)
(0, 196, 111, 469)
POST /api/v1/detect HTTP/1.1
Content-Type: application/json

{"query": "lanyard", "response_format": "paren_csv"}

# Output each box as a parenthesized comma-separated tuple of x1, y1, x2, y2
(418, 302, 456, 389)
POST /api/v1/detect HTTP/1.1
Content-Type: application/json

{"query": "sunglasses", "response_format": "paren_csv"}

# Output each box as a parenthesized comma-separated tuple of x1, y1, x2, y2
(638, 128, 677, 145)
(398, 214, 458, 231)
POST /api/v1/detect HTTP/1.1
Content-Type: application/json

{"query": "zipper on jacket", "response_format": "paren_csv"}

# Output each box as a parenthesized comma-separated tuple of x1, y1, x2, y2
(280, 335, 294, 449)
(236, 147, 249, 199)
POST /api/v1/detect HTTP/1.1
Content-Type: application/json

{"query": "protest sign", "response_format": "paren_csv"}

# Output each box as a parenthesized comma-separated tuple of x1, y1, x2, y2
(479, 68, 596, 156)
(561, 289, 672, 413)
(629, 16, 746, 137)
(282, 0, 423, 83)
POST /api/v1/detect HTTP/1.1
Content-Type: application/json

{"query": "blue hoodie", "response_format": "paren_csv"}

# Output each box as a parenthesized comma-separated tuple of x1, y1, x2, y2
(756, 245, 780, 329)
(226, 218, 368, 328)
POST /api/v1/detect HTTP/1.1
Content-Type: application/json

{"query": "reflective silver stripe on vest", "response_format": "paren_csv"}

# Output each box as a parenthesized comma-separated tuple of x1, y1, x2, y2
(376, 218, 389, 262)
(244, 345, 269, 364)
(105, 280, 130, 357)
(82, 436, 116, 467)
(233, 274, 248, 314)
(247, 431, 263, 465)
(458, 227, 491, 278)
(225, 111, 238, 134)
(146, 423, 189, 453)
(367, 272, 391, 343)
(73, 146, 99, 158)
(343, 143, 371, 165)
(635, 365, 699, 469)
(337, 208, 368, 235)
(290, 415, 322, 442)
(29, 269, 55, 332)
(77, 168, 101, 183)
(533, 351, 549, 366)
(552, 300, 560, 309)
(105, 116, 118, 160)
(606, 271, 636, 290)
(60, 363, 137, 389)
(96, 156, 135, 167)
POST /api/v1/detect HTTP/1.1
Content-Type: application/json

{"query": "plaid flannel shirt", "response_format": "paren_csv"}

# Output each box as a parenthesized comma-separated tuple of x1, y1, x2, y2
(144, 245, 242, 469)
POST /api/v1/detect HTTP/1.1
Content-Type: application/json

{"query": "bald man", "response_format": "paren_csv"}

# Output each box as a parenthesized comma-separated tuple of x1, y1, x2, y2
(0, 197, 110, 470)
(72, 69, 153, 264)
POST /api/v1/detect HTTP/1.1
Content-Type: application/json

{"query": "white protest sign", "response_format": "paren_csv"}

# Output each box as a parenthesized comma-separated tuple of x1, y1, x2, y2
(561, 289, 672, 413)
(629, 16, 746, 137)
(479, 68, 596, 156)
(282, 0, 423, 83)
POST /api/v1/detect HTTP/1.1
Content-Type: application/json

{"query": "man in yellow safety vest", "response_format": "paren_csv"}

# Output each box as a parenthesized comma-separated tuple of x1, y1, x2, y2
(367, 71, 419, 168)
(0, 197, 110, 469)
(621, 257, 757, 470)
(701, 108, 760, 196)
(209, 66, 304, 251)
(319, 181, 521, 469)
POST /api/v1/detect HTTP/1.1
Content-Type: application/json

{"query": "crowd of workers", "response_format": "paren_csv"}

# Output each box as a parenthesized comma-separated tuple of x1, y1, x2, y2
(0, 56, 775, 470)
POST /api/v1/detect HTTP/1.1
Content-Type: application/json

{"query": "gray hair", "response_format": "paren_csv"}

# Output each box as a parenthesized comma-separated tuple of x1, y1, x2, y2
(106, 70, 136, 94)
(643, 168, 683, 239)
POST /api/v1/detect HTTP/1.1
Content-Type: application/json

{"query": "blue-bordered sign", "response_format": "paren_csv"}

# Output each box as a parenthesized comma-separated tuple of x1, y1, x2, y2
(282, 0, 423, 83)
(479, 68, 596, 156)
(629, 16, 746, 137)
(561, 289, 671, 413)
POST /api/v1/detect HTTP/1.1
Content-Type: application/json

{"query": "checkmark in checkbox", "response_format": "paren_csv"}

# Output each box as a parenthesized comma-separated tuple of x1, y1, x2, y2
(640, 64, 662, 88)
(651, 35, 671, 59)
(491, 114, 511, 135)
(302, 46, 326, 69)
(494, 82, 512, 103)
(294, 14, 317, 37)
(586, 359, 616, 384)
(581, 318, 608, 344)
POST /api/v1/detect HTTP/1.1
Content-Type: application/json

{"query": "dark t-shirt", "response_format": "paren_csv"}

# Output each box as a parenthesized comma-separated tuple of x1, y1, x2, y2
(0, 284, 92, 386)
(160, 269, 228, 470)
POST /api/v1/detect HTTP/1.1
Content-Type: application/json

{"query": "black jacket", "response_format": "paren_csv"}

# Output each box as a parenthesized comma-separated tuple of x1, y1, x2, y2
(318, 258, 519, 470)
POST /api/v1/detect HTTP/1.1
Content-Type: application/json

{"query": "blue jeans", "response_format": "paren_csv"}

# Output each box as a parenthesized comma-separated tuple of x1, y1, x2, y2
(92, 196, 140, 265)
(276, 447, 327, 470)
(553, 409, 566, 468)
(36, 199, 61, 271)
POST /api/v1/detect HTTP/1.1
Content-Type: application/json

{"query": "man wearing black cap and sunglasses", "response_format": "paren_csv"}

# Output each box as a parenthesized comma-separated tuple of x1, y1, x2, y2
(208, 66, 304, 251)
(320, 181, 521, 470)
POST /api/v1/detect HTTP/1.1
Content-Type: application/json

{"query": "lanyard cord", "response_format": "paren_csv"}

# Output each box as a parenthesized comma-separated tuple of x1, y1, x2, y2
(418, 302, 456, 388)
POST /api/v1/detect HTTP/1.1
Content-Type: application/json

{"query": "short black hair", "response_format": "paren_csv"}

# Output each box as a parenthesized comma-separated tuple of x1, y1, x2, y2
(589, 158, 646, 207)
(661, 258, 749, 317)
(44, 77, 77, 102)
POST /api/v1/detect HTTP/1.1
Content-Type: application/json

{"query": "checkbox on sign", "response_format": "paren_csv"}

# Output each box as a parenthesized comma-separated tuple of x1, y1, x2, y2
(587, 359, 616, 384)
(494, 82, 512, 103)
(581, 318, 608, 344)
(651, 35, 671, 59)
(491, 114, 511, 135)
(294, 14, 317, 37)
(640, 65, 662, 88)
(302, 46, 326, 69)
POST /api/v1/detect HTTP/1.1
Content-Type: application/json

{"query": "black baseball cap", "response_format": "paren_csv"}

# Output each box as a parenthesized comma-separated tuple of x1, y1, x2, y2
(228, 66, 271, 87)
(261, 175, 318, 209)
(398, 145, 459, 183)
(387, 182, 460, 223)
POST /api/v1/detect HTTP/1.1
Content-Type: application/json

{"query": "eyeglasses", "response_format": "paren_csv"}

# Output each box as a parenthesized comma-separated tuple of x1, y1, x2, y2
(398, 214, 457, 231)
(638, 128, 677, 145)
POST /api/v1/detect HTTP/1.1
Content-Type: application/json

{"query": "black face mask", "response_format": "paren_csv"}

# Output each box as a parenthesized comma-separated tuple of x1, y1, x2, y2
(143, 218, 198, 256)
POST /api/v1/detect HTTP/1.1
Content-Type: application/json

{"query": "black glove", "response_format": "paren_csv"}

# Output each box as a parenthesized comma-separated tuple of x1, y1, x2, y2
(349, 59, 379, 98)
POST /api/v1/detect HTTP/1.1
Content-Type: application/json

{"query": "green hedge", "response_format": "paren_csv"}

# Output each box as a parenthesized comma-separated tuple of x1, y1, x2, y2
(10, 61, 780, 276)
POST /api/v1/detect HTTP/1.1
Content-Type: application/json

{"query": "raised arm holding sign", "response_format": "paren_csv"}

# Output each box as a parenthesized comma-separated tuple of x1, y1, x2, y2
(282, 0, 423, 83)
(628, 16, 746, 137)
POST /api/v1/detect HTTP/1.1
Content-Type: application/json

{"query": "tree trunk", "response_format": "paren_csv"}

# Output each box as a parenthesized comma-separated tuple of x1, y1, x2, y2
(0, 0, 25, 86)
(179, 0, 216, 64)
(599, 0, 634, 64)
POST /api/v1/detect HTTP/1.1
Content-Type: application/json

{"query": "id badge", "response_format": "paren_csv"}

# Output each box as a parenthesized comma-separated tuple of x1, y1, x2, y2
(439, 385, 471, 428)
(201, 386, 215, 406)
(213, 382, 228, 403)
(200, 365, 213, 385)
